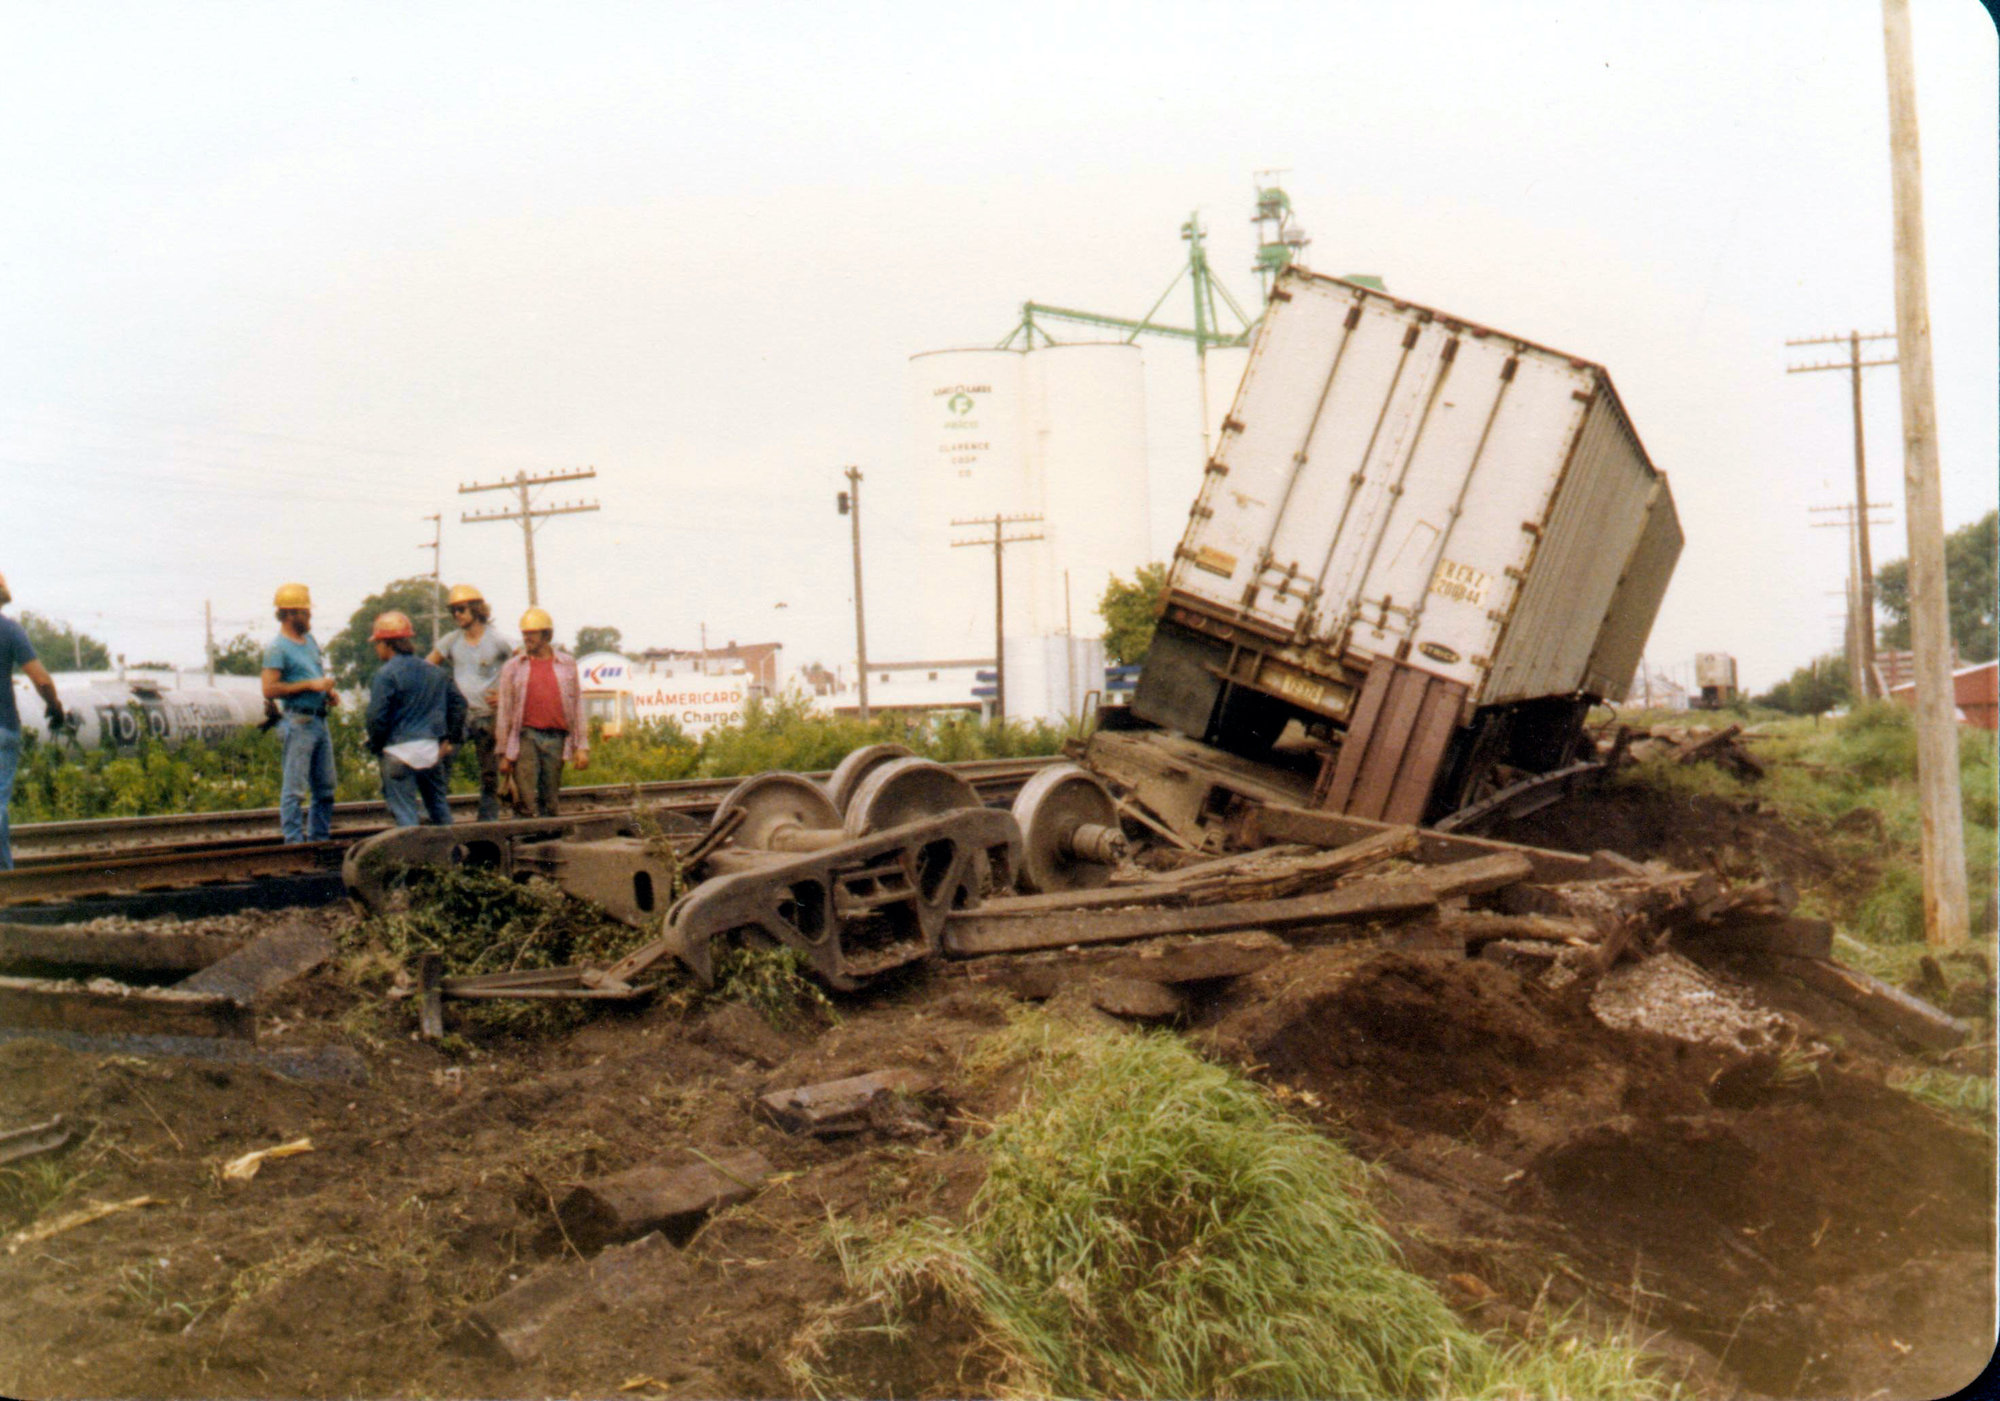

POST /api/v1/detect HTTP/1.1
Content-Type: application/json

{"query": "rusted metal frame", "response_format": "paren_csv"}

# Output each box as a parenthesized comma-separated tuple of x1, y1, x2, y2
(1319, 660, 1466, 823)
(1433, 759, 1604, 834)
(1339, 334, 1462, 642)
(341, 812, 675, 916)
(1238, 299, 1365, 623)
(1309, 318, 1429, 643)
(1395, 353, 1522, 654)
(601, 807, 1022, 992)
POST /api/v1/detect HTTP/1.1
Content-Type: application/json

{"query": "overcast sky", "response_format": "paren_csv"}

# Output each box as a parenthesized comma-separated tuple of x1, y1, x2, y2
(3, 0, 1994, 693)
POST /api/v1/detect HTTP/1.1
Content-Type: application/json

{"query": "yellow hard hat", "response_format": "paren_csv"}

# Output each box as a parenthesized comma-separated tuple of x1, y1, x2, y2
(446, 583, 485, 607)
(274, 582, 312, 609)
(369, 610, 416, 641)
(0, 570, 10, 607)
(519, 607, 554, 633)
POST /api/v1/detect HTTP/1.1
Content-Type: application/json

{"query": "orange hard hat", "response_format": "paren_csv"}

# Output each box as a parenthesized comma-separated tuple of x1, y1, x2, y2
(370, 610, 416, 641)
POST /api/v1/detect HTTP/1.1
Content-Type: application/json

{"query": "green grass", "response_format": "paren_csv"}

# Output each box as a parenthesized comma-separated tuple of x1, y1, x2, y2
(794, 1014, 1673, 1400)
(1617, 706, 1997, 956)
(1887, 1066, 1996, 1135)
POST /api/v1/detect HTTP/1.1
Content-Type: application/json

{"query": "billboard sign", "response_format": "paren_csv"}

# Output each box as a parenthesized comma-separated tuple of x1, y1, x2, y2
(577, 653, 751, 737)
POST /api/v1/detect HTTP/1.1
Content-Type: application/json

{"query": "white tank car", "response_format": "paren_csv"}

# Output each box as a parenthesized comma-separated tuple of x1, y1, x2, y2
(11, 675, 277, 749)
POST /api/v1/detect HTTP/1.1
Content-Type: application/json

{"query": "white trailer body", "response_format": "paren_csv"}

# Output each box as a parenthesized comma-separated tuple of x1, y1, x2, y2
(1134, 268, 1682, 822)
(1695, 653, 1738, 690)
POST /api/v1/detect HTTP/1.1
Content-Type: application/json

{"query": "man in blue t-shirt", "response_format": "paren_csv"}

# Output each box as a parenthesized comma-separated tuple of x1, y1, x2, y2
(260, 582, 340, 843)
(0, 570, 69, 870)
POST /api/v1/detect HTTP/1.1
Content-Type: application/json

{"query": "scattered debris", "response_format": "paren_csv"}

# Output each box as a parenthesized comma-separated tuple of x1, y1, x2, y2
(756, 1069, 936, 1137)
(555, 1148, 771, 1251)
(460, 1230, 692, 1366)
(221, 1137, 315, 1183)
(0, 1114, 71, 1167)
(176, 919, 332, 1004)
(5, 1195, 162, 1253)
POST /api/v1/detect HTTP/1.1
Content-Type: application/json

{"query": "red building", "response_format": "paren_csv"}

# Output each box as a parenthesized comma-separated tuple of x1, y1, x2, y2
(1888, 659, 1998, 732)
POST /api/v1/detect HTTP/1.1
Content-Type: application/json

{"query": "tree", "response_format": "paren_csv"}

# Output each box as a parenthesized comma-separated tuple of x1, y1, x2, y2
(1099, 563, 1169, 666)
(1875, 510, 1997, 663)
(1753, 652, 1852, 716)
(574, 625, 623, 657)
(17, 612, 111, 671)
(210, 633, 265, 677)
(327, 576, 449, 688)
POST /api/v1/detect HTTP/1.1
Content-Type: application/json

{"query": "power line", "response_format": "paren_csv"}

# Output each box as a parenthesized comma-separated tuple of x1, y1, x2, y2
(1787, 329, 1897, 697)
(460, 467, 601, 607)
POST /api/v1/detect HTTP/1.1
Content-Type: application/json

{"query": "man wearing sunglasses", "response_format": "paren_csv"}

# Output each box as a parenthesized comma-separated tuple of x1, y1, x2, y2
(426, 584, 513, 821)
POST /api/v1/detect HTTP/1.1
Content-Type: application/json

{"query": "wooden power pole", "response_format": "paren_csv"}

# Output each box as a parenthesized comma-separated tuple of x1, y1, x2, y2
(1881, 0, 1967, 946)
(838, 467, 871, 721)
(459, 468, 600, 606)
(419, 512, 442, 646)
(1787, 331, 1898, 697)
(952, 513, 1044, 722)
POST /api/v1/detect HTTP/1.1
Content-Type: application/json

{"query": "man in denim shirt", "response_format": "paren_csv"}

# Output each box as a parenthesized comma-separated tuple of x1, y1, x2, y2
(261, 583, 340, 844)
(365, 611, 467, 827)
(0, 570, 69, 870)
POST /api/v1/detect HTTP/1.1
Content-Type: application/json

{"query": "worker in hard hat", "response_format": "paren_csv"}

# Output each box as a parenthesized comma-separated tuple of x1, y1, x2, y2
(426, 584, 513, 821)
(492, 606, 588, 817)
(0, 570, 69, 871)
(366, 611, 467, 827)
(261, 583, 340, 843)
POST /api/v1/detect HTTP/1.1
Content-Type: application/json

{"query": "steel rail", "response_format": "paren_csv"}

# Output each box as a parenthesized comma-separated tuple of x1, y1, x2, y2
(0, 758, 1060, 905)
(10, 757, 1060, 859)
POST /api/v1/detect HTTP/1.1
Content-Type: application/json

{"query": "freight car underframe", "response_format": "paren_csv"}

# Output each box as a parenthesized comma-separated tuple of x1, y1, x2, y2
(1131, 600, 1597, 828)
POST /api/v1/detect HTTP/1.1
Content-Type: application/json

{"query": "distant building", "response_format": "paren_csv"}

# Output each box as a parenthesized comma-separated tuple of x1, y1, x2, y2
(1888, 659, 1997, 732)
(803, 658, 995, 717)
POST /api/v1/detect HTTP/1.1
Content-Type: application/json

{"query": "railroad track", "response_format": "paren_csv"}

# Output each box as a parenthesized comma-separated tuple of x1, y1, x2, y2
(1, 757, 1060, 908)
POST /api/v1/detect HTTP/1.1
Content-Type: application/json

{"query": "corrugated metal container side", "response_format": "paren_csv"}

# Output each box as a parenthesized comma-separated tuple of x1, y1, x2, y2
(1583, 481, 1685, 700)
(1484, 389, 1664, 705)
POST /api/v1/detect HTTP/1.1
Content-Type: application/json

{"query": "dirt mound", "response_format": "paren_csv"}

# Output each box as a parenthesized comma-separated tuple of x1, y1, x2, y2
(1492, 780, 1839, 892)
(1207, 943, 1994, 1397)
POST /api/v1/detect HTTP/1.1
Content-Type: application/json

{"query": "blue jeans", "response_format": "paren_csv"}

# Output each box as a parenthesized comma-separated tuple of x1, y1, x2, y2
(380, 754, 451, 827)
(280, 714, 337, 843)
(0, 726, 19, 871)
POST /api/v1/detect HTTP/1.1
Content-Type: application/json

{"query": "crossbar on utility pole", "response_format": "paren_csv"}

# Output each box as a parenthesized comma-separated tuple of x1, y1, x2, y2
(1881, 0, 1968, 946)
(1788, 331, 1898, 696)
(459, 468, 601, 606)
(952, 513, 1045, 722)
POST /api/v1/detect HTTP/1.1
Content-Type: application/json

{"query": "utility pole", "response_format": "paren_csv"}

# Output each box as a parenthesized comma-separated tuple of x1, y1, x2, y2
(837, 468, 871, 721)
(459, 468, 600, 606)
(951, 513, 1044, 722)
(1882, 0, 1967, 946)
(1787, 330, 1898, 696)
(1809, 501, 1894, 699)
(419, 512, 442, 646)
(204, 600, 214, 685)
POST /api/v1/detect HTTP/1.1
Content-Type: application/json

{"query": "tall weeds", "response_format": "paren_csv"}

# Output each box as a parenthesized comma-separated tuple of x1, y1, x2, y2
(799, 1015, 1669, 1399)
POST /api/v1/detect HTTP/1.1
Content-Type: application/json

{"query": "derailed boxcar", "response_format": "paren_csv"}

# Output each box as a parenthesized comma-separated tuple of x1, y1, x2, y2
(1134, 267, 1682, 823)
